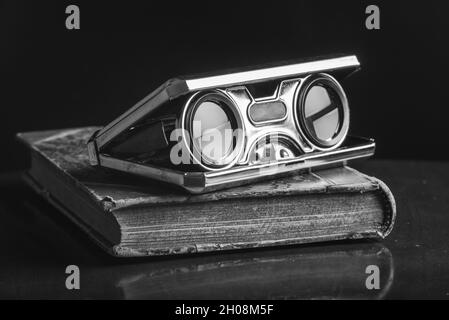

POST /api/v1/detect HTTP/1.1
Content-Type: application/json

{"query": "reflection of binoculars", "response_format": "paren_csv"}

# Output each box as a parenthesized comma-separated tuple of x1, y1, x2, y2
(88, 55, 375, 193)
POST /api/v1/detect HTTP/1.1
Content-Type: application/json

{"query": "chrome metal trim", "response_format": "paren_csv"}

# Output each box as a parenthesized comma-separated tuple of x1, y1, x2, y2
(93, 55, 359, 150)
(96, 136, 374, 194)
(199, 138, 374, 193)
(98, 154, 185, 186)
(247, 85, 288, 126)
(184, 56, 360, 91)
(206, 137, 374, 180)
(225, 78, 314, 165)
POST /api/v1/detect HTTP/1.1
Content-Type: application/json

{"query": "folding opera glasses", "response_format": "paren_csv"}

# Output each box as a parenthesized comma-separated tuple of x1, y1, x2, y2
(88, 55, 375, 193)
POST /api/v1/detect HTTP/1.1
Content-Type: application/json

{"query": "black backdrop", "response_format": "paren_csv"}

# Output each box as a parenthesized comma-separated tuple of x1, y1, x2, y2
(2, 1, 449, 172)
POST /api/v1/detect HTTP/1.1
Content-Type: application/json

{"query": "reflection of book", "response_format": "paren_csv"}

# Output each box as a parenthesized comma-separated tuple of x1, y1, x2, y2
(17, 127, 396, 257)
(114, 243, 394, 299)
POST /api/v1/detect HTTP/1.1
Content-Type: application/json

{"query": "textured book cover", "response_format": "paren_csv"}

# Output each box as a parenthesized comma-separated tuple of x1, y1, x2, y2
(17, 127, 396, 257)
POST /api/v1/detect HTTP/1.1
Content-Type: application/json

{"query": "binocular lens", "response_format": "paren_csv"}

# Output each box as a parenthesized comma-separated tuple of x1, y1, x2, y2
(191, 99, 237, 166)
(304, 85, 341, 142)
(298, 75, 348, 148)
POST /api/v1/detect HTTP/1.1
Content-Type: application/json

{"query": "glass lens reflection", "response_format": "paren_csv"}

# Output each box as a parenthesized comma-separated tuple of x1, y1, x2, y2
(304, 85, 341, 143)
(192, 101, 234, 163)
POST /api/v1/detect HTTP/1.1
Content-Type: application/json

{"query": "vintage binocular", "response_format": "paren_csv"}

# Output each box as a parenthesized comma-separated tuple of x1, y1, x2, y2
(88, 55, 375, 193)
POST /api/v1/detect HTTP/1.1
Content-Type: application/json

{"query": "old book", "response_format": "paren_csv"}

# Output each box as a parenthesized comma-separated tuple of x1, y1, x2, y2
(17, 127, 396, 257)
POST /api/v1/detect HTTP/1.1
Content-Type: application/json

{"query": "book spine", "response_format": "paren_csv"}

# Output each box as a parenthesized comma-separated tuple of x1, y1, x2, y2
(375, 178, 396, 238)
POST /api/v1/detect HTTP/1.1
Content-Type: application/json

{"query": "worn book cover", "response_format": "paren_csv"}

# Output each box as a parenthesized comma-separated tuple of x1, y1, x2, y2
(17, 127, 396, 257)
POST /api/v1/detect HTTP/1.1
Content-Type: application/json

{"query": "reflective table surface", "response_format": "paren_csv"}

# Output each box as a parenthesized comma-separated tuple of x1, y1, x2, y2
(1, 160, 448, 299)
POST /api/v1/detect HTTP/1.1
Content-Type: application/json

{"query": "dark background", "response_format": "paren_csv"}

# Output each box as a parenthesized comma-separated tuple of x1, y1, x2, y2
(2, 1, 449, 173)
